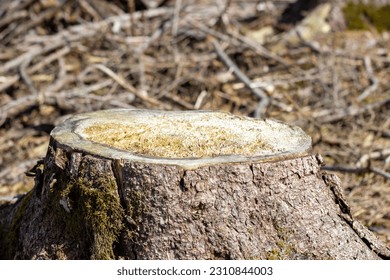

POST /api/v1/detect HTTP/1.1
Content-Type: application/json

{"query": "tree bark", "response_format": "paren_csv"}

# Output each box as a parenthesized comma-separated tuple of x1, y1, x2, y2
(0, 109, 389, 259)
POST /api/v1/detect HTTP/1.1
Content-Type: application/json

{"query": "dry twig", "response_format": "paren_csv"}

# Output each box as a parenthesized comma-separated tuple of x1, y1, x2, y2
(212, 39, 269, 117)
(172, 0, 183, 37)
(314, 97, 390, 124)
(357, 56, 378, 102)
(357, 148, 390, 168)
(322, 165, 390, 180)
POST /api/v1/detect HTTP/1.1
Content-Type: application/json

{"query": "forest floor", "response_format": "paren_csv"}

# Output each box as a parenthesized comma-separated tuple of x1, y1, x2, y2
(0, 0, 389, 247)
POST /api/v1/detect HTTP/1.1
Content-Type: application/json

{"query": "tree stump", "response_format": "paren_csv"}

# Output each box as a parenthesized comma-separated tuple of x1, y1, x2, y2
(0, 109, 389, 259)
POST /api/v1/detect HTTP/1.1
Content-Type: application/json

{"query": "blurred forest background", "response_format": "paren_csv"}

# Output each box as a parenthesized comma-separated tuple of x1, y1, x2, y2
(0, 0, 389, 246)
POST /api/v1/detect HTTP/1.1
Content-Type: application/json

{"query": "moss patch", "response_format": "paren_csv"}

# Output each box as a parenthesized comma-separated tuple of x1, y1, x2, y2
(126, 188, 144, 228)
(343, 2, 390, 32)
(265, 240, 295, 260)
(3, 191, 33, 259)
(265, 226, 298, 260)
(49, 174, 124, 259)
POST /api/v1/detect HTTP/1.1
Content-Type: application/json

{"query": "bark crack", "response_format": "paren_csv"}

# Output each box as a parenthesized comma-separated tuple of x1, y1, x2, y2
(324, 172, 390, 259)
(179, 170, 188, 192)
(322, 173, 351, 215)
(249, 164, 255, 183)
(339, 212, 390, 260)
(112, 159, 126, 204)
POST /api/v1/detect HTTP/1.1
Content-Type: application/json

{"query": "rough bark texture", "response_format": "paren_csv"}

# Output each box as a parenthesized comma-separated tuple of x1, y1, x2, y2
(0, 110, 389, 260)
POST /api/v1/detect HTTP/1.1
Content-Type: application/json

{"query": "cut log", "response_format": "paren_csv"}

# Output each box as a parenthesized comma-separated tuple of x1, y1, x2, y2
(0, 109, 389, 259)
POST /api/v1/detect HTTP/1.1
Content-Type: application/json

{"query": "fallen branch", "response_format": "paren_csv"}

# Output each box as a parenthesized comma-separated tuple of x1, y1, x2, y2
(370, 167, 390, 180)
(189, 19, 289, 67)
(28, 46, 71, 74)
(2, 0, 72, 44)
(88, 64, 165, 107)
(212, 39, 269, 118)
(172, 0, 182, 36)
(0, 79, 138, 126)
(357, 148, 390, 168)
(322, 165, 390, 180)
(314, 96, 390, 123)
(357, 56, 378, 102)
(227, 29, 291, 67)
(19, 54, 38, 96)
(0, 7, 173, 74)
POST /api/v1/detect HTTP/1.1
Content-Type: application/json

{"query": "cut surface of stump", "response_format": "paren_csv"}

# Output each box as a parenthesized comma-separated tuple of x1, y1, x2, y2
(55, 109, 311, 167)
(0, 109, 389, 260)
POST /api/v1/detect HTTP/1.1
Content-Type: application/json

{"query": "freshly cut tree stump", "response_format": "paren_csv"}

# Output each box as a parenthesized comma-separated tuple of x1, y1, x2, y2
(0, 109, 389, 259)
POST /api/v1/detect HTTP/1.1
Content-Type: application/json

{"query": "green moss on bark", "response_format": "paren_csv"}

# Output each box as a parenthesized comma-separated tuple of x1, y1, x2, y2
(2, 191, 33, 259)
(343, 2, 390, 32)
(265, 226, 298, 260)
(48, 171, 124, 259)
(265, 240, 295, 260)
